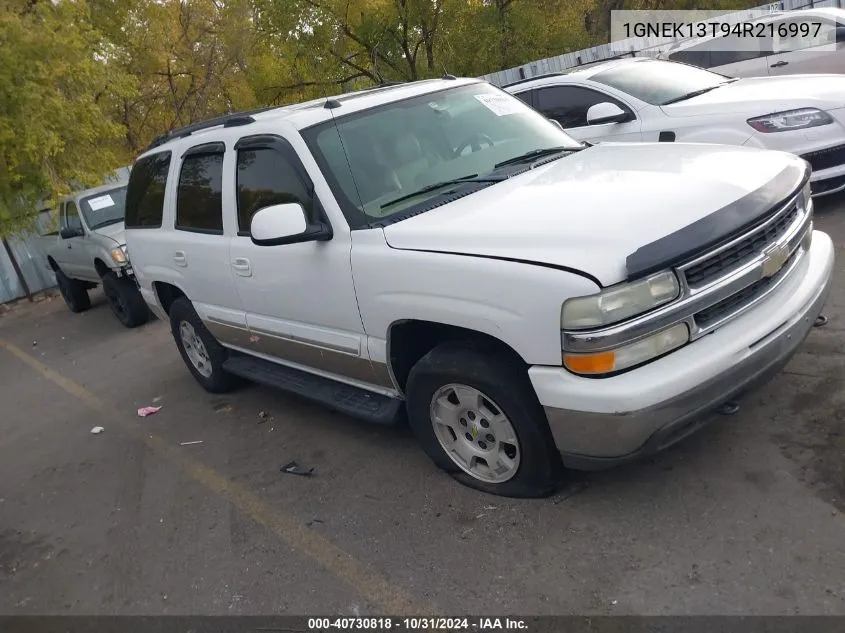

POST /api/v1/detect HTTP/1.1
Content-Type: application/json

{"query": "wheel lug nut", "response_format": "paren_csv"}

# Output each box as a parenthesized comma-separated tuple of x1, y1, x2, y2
(460, 418, 467, 426)
(467, 411, 476, 421)
(478, 441, 487, 449)
(465, 433, 473, 441)
(480, 420, 489, 428)
(486, 434, 495, 442)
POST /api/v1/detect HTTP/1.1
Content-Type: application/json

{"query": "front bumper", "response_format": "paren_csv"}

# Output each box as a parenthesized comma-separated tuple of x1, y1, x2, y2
(530, 230, 834, 470)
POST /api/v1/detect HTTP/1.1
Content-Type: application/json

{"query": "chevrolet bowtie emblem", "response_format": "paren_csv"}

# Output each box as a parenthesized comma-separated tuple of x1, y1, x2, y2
(761, 243, 789, 279)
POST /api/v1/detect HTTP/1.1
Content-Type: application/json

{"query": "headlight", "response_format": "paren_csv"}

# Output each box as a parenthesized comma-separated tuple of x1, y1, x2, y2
(563, 322, 690, 375)
(561, 271, 680, 330)
(110, 245, 128, 265)
(747, 108, 833, 133)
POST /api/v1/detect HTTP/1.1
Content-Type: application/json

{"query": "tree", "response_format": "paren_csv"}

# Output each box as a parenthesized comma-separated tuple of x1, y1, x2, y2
(0, 0, 132, 236)
(90, 0, 266, 153)
(584, 0, 763, 43)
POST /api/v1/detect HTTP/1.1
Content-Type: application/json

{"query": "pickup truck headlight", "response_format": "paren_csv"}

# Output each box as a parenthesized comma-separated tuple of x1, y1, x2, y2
(110, 245, 128, 265)
(563, 322, 690, 375)
(747, 108, 833, 133)
(561, 271, 680, 330)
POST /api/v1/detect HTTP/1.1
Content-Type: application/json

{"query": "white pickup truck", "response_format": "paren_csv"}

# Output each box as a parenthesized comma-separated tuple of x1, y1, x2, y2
(35, 183, 150, 328)
(125, 78, 833, 497)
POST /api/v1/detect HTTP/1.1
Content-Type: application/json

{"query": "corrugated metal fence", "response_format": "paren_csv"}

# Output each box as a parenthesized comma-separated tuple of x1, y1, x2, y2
(1, 167, 131, 305)
(480, 0, 842, 86)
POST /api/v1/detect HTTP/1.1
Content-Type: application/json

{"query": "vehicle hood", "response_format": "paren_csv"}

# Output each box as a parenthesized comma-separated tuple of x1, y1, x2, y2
(661, 74, 845, 118)
(91, 222, 125, 246)
(382, 142, 807, 287)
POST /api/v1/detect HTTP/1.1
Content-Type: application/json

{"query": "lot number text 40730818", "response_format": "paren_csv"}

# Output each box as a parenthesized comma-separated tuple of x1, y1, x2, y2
(307, 617, 529, 630)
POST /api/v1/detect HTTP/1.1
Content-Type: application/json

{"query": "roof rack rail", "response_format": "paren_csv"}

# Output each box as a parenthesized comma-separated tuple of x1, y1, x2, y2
(500, 72, 564, 89)
(145, 105, 281, 151)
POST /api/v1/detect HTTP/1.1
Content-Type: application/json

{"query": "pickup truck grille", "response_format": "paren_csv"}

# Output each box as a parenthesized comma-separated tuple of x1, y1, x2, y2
(684, 201, 799, 288)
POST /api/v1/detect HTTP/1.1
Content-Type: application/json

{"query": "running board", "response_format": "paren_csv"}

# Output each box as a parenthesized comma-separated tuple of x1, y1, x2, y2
(222, 352, 403, 425)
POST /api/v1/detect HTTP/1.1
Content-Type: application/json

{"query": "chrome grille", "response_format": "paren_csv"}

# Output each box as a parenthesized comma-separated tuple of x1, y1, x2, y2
(684, 202, 799, 287)
(693, 248, 798, 328)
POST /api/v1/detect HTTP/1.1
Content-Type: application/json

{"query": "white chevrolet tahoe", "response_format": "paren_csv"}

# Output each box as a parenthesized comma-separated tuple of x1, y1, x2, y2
(35, 183, 150, 328)
(125, 78, 834, 497)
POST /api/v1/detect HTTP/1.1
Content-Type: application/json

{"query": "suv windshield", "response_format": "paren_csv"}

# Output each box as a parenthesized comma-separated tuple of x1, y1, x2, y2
(80, 186, 128, 230)
(591, 60, 732, 106)
(302, 82, 583, 226)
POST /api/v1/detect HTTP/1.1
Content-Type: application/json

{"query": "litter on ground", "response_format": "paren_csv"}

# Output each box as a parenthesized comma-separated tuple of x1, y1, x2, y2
(280, 461, 315, 477)
(90, 426, 104, 434)
(137, 405, 162, 417)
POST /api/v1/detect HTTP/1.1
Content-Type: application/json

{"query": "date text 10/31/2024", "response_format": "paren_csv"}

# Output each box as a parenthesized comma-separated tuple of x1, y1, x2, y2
(307, 617, 529, 631)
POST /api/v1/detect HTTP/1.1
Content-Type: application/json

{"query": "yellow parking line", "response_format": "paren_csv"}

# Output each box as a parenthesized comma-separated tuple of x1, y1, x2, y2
(0, 338, 425, 614)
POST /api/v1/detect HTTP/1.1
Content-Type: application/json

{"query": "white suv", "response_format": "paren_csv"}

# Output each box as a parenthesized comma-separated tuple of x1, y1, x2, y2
(662, 8, 845, 78)
(125, 78, 833, 497)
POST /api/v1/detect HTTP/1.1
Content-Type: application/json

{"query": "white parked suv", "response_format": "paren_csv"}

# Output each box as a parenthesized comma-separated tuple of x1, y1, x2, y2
(662, 8, 845, 78)
(504, 57, 845, 196)
(125, 78, 833, 497)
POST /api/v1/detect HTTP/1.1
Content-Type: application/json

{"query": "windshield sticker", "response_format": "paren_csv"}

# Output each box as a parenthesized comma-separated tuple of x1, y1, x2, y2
(87, 194, 115, 211)
(473, 94, 525, 116)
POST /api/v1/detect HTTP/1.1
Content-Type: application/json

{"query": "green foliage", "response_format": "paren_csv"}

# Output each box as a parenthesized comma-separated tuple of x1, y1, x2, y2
(0, 0, 132, 236)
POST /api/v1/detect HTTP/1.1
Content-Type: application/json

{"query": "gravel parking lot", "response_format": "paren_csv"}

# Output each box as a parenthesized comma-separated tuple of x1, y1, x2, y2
(3, 194, 845, 616)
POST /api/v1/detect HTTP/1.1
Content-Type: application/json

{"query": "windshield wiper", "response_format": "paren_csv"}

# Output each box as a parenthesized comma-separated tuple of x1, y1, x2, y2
(380, 174, 502, 210)
(89, 218, 123, 230)
(493, 146, 579, 169)
(660, 79, 738, 105)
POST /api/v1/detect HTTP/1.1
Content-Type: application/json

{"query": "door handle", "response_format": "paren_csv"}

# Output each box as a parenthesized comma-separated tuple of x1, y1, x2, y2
(173, 251, 187, 267)
(231, 257, 252, 277)
(770, 61, 788, 67)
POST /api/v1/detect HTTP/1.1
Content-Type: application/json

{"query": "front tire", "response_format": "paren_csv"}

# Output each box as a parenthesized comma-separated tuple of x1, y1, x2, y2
(102, 272, 149, 328)
(405, 341, 562, 498)
(169, 297, 239, 393)
(55, 268, 91, 313)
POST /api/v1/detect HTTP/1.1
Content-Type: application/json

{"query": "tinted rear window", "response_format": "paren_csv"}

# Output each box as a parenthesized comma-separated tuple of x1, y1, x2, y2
(175, 152, 224, 233)
(125, 152, 172, 228)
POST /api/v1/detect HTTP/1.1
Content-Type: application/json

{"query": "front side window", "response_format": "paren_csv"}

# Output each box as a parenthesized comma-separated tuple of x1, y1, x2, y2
(62, 201, 83, 232)
(176, 151, 224, 233)
(671, 34, 770, 68)
(536, 85, 628, 128)
(79, 186, 128, 230)
(236, 147, 314, 234)
(125, 151, 171, 228)
(302, 82, 583, 227)
(591, 59, 732, 105)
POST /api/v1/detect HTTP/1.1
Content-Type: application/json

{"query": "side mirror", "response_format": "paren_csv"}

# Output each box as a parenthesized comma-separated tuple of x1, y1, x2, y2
(60, 227, 83, 239)
(586, 102, 631, 125)
(250, 202, 332, 246)
(548, 118, 565, 131)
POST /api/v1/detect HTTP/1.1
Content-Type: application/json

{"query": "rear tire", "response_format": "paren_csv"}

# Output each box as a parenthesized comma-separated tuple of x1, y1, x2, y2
(405, 341, 562, 498)
(169, 297, 239, 393)
(102, 272, 149, 328)
(55, 268, 91, 313)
